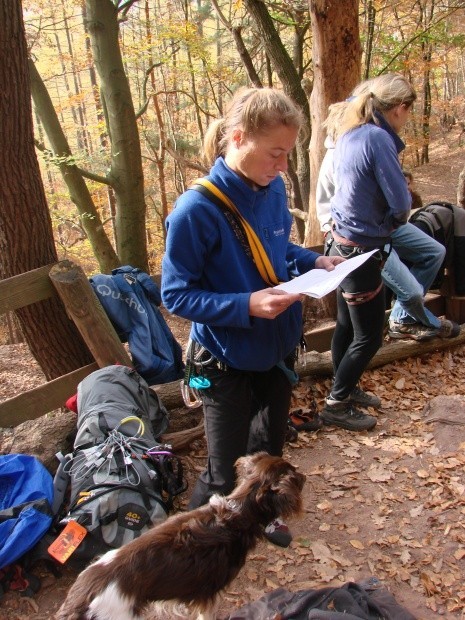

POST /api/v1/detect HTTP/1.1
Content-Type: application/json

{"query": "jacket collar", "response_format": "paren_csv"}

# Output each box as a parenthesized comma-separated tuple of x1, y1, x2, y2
(373, 111, 405, 154)
(209, 157, 273, 203)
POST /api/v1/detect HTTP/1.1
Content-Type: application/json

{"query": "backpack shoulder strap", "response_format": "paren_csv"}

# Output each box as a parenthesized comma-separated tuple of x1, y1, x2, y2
(190, 178, 280, 287)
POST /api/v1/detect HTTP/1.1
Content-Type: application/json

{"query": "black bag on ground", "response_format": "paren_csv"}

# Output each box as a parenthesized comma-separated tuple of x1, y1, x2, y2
(51, 365, 186, 569)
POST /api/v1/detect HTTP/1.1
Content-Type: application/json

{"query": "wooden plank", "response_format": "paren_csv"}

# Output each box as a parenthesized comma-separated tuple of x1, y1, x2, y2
(0, 362, 99, 428)
(305, 323, 334, 353)
(0, 264, 56, 314)
(305, 293, 447, 353)
(298, 326, 465, 378)
(445, 297, 465, 323)
(425, 292, 446, 317)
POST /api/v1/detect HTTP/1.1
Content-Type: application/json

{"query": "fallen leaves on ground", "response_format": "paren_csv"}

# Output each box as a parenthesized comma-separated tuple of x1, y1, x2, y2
(2, 342, 465, 619)
(213, 343, 465, 619)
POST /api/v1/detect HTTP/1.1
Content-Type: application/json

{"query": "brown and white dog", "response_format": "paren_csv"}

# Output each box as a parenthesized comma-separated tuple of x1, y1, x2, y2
(55, 452, 305, 620)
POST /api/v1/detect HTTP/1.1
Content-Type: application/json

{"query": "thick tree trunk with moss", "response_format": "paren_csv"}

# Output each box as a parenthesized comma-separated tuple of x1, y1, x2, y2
(85, 0, 148, 271)
(0, 1, 94, 380)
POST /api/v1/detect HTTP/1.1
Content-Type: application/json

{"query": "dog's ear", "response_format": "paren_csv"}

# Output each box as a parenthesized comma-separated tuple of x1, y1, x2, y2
(269, 464, 302, 491)
(268, 468, 305, 518)
(235, 452, 268, 479)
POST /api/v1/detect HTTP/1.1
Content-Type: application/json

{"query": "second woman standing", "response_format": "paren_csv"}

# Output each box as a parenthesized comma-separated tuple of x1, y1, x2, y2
(321, 73, 416, 432)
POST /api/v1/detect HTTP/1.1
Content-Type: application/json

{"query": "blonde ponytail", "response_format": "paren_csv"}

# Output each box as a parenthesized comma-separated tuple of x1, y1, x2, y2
(202, 119, 226, 168)
(338, 73, 416, 136)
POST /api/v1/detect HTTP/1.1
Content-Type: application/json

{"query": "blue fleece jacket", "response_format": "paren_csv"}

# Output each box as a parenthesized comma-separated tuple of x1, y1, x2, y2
(331, 115, 411, 247)
(161, 157, 320, 372)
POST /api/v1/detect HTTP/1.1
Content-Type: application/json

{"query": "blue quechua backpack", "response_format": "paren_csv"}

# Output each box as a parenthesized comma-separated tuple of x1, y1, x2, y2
(0, 454, 54, 569)
(89, 266, 184, 385)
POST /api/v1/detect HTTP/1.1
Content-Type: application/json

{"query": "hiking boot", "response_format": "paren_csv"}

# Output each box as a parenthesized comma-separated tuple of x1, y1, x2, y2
(264, 518, 292, 547)
(437, 319, 460, 338)
(349, 386, 381, 409)
(388, 321, 437, 341)
(320, 400, 377, 431)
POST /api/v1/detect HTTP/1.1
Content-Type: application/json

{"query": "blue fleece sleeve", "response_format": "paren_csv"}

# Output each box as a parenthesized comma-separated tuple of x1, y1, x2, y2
(373, 135, 411, 227)
(161, 200, 252, 329)
(286, 243, 321, 278)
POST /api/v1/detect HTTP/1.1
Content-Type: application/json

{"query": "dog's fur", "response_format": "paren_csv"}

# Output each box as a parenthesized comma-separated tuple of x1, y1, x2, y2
(55, 452, 305, 620)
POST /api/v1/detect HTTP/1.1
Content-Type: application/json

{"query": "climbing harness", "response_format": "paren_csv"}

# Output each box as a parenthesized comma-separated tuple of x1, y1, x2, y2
(180, 339, 213, 408)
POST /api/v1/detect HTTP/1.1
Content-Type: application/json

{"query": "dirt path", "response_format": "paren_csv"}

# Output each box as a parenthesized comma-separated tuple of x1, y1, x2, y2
(1, 341, 465, 619)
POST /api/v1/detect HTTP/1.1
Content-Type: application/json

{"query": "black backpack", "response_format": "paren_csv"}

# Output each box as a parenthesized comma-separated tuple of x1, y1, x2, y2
(409, 201, 456, 290)
(44, 366, 187, 569)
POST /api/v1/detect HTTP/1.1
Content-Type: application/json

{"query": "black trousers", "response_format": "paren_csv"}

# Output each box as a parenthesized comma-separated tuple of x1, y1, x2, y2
(328, 244, 386, 401)
(188, 356, 294, 509)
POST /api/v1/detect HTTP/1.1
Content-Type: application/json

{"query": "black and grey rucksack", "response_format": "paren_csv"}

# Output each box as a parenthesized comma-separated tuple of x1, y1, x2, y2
(51, 365, 186, 568)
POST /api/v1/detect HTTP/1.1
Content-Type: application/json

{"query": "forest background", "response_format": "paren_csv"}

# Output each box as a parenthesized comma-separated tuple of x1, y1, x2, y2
(1, 0, 465, 378)
(1, 4, 465, 617)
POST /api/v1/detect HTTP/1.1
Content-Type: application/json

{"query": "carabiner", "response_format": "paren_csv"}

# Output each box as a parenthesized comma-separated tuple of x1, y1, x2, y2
(180, 380, 202, 409)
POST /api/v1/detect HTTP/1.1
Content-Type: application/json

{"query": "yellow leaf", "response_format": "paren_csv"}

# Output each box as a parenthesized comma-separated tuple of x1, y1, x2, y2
(349, 539, 365, 549)
(316, 500, 333, 512)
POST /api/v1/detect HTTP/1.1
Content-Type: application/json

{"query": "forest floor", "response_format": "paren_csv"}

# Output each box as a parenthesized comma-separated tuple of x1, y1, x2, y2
(0, 134, 464, 619)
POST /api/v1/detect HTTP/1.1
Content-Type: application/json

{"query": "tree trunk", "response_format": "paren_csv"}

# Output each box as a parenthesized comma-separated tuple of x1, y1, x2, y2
(210, 0, 262, 89)
(363, 0, 376, 79)
(85, 0, 149, 271)
(305, 0, 361, 249)
(303, 0, 361, 319)
(0, 0, 93, 380)
(29, 60, 120, 274)
(242, 0, 311, 242)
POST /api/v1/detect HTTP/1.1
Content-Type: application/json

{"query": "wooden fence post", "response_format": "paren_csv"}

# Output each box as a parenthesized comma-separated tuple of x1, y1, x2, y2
(49, 260, 132, 369)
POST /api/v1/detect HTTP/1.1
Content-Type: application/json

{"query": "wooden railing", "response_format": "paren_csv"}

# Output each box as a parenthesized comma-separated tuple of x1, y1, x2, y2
(1, 257, 463, 428)
(0, 261, 130, 427)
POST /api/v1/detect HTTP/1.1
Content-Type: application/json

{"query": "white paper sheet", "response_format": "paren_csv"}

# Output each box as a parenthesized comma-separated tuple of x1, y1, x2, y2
(276, 249, 377, 298)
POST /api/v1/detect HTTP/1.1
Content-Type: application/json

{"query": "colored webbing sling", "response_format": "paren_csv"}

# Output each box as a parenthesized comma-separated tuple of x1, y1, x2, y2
(190, 178, 280, 287)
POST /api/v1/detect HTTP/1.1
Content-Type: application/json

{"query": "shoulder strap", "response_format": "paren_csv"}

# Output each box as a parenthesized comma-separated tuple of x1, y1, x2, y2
(190, 178, 280, 286)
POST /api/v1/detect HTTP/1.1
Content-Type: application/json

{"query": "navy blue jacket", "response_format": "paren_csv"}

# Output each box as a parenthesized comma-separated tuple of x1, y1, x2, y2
(90, 267, 184, 385)
(331, 115, 411, 247)
(161, 157, 320, 372)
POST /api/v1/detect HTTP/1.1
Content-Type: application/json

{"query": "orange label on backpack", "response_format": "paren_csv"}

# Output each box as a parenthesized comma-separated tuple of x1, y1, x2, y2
(47, 521, 87, 564)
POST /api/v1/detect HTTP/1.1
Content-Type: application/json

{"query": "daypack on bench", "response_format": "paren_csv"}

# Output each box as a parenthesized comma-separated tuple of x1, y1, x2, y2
(90, 266, 185, 385)
(50, 366, 186, 568)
